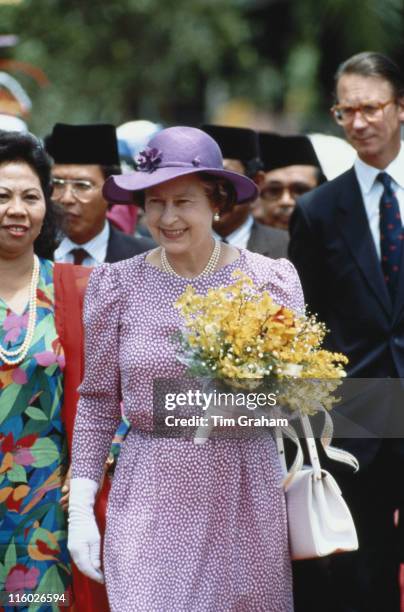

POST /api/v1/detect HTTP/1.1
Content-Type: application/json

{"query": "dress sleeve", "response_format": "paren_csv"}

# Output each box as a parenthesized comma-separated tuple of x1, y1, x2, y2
(264, 258, 305, 315)
(71, 264, 122, 483)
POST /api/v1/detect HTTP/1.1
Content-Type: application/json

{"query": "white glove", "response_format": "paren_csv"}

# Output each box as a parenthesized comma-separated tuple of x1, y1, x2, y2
(67, 477, 104, 583)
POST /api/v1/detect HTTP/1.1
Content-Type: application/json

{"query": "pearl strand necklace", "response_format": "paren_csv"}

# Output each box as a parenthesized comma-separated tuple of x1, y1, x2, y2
(161, 239, 221, 279)
(0, 255, 40, 366)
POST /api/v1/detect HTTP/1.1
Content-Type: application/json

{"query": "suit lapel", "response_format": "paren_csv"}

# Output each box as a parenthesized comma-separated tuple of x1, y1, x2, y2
(105, 222, 116, 263)
(247, 222, 259, 252)
(336, 170, 392, 317)
(247, 221, 288, 259)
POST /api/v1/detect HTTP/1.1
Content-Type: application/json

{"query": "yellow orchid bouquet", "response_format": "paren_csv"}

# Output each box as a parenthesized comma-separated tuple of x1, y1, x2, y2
(174, 270, 348, 416)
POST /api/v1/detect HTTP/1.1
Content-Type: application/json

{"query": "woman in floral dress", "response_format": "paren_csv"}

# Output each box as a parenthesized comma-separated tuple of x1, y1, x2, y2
(0, 260, 71, 606)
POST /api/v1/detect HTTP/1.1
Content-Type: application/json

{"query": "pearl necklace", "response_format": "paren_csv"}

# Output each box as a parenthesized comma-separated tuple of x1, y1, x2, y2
(0, 255, 40, 366)
(161, 239, 221, 279)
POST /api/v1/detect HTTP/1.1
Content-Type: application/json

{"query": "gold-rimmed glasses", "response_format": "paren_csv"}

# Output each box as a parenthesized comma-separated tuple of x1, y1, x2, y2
(51, 177, 99, 202)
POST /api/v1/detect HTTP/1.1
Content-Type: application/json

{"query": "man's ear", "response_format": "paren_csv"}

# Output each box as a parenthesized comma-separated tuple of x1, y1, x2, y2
(252, 170, 266, 189)
(397, 96, 404, 123)
(398, 96, 404, 122)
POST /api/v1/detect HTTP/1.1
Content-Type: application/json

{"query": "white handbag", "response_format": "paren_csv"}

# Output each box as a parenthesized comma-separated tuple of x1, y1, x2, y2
(276, 414, 359, 560)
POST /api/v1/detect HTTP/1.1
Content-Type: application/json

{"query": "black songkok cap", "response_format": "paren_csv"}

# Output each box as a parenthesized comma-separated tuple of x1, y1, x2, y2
(201, 124, 259, 163)
(258, 132, 321, 172)
(45, 123, 120, 165)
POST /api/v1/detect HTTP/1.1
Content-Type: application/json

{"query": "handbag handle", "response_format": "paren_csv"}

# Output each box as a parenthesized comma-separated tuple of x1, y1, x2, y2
(300, 414, 322, 480)
(275, 416, 321, 483)
(276, 410, 359, 488)
(275, 423, 304, 488)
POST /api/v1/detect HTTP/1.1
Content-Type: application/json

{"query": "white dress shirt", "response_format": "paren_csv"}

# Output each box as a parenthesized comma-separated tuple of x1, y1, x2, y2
(212, 215, 253, 249)
(354, 146, 404, 259)
(54, 221, 110, 267)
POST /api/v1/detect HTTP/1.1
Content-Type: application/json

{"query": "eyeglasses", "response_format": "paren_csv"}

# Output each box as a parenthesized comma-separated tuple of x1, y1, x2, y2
(330, 99, 395, 125)
(52, 177, 99, 201)
(261, 182, 313, 202)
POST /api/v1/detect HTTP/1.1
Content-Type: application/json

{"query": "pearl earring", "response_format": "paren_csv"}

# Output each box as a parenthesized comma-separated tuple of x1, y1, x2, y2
(213, 212, 220, 222)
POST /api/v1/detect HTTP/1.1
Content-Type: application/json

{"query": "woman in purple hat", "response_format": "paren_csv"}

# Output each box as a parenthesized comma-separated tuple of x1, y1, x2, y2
(67, 126, 303, 611)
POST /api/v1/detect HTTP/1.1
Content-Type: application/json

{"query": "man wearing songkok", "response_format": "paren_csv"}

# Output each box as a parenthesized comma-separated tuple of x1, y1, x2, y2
(256, 132, 326, 230)
(46, 123, 154, 265)
(202, 124, 288, 258)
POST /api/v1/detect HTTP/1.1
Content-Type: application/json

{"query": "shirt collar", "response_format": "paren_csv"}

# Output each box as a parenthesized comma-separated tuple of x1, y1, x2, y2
(212, 215, 253, 245)
(385, 144, 404, 189)
(55, 221, 110, 264)
(354, 143, 404, 194)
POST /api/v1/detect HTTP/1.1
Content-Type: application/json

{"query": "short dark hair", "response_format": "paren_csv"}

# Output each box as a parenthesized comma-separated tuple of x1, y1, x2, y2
(0, 130, 61, 259)
(314, 167, 327, 186)
(335, 52, 404, 99)
(243, 157, 263, 179)
(198, 173, 237, 213)
(100, 164, 121, 180)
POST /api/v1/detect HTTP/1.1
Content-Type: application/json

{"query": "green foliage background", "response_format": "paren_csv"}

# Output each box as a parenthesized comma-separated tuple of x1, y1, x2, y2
(1, 0, 403, 136)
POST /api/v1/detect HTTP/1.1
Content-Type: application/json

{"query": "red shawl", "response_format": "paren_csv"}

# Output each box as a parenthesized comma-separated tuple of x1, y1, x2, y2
(54, 263, 110, 612)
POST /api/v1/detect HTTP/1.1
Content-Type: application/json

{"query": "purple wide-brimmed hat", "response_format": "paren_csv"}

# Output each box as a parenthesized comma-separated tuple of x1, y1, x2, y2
(103, 126, 258, 204)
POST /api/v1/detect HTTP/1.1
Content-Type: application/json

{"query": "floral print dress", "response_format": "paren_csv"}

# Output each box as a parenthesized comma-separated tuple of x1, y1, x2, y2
(0, 259, 71, 611)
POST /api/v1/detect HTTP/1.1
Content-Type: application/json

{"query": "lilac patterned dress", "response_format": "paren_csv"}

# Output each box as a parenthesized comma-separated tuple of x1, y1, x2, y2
(71, 249, 304, 612)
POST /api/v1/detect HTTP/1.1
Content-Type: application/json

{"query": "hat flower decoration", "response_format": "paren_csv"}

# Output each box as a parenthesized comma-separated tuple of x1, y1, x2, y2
(135, 146, 163, 172)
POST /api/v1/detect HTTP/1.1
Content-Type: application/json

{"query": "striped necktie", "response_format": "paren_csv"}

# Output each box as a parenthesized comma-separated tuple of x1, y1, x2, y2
(377, 172, 403, 299)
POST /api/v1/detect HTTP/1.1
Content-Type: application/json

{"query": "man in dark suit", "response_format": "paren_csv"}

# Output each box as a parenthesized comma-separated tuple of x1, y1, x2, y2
(46, 124, 154, 498)
(289, 52, 404, 612)
(46, 123, 154, 265)
(201, 124, 288, 258)
(256, 132, 326, 230)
